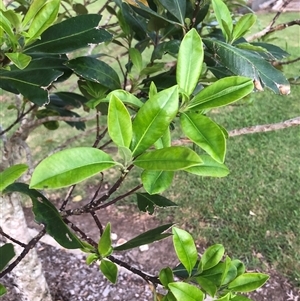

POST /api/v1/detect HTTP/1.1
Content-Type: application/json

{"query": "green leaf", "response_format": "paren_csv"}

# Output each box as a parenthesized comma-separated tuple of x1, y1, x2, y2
(200, 244, 225, 271)
(168, 282, 204, 301)
(204, 39, 290, 95)
(30, 147, 117, 189)
(195, 277, 217, 297)
(133, 146, 202, 171)
(232, 259, 246, 277)
(176, 28, 203, 96)
(172, 227, 198, 276)
(159, 267, 174, 288)
(86, 253, 98, 265)
(100, 259, 118, 284)
(221, 258, 238, 285)
(118, 146, 132, 166)
(108, 95, 132, 148)
(180, 113, 226, 163)
(22, 0, 47, 27)
(114, 223, 173, 251)
(107, 89, 143, 109)
(232, 14, 257, 43)
(0, 11, 18, 47)
(25, 0, 60, 45)
(4, 53, 31, 70)
(98, 223, 113, 257)
(0, 283, 7, 297)
(199, 262, 226, 286)
(212, 0, 233, 41)
(184, 155, 229, 177)
(0, 244, 15, 272)
(4, 183, 84, 249)
(129, 48, 143, 72)
(66, 57, 121, 91)
(215, 292, 230, 301)
(187, 76, 253, 111)
(25, 14, 112, 54)
(159, 0, 186, 24)
(230, 295, 252, 301)
(136, 193, 177, 215)
(0, 164, 28, 192)
(141, 170, 174, 195)
(228, 273, 269, 292)
(130, 85, 178, 156)
(250, 42, 289, 60)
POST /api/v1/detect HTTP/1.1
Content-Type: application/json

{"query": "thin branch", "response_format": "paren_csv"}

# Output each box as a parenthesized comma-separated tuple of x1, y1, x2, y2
(0, 228, 46, 278)
(108, 255, 161, 286)
(90, 211, 103, 235)
(0, 227, 26, 248)
(60, 185, 76, 211)
(278, 56, 300, 65)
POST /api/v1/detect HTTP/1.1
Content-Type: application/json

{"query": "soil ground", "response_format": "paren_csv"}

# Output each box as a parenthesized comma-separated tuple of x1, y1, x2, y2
(1, 199, 299, 301)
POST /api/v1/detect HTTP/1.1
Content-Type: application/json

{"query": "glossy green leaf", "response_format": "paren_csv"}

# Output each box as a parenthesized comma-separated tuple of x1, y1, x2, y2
(195, 277, 217, 297)
(250, 42, 289, 60)
(141, 170, 174, 195)
(0, 243, 15, 272)
(22, 0, 47, 27)
(130, 85, 178, 156)
(114, 223, 172, 251)
(136, 193, 177, 215)
(25, 15, 112, 54)
(107, 90, 143, 108)
(172, 227, 198, 276)
(180, 113, 226, 163)
(187, 76, 253, 111)
(232, 14, 257, 43)
(228, 273, 269, 292)
(168, 282, 204, 301)
(184, 155, 229, 177)
(159, 267, 174, 288)
(25, 0, 60, 45)
(0, 11, 18, 46)
(159, 0, 186, 24)
(221, 258, 238, 285)
(232, 259, 246, 277)
(0, 164, 28, 192)
(199, 262, 225, 286)
(118, 146, 132, 166)
(30, 147, 117, 189)
(151, 40, 180, 61)
(133, 146, 202, 171)
(162, 291, 177, 301)
(5, 53, 31, 69)
(86, 253, 98, 265)
(98, 223, 113, 257)
(212, 0, 233, 41)
(4, 183, 84, 249)
(204, 39, 290, 94)
(67, 57, 121, 91)
(129, 48, 143, 72)
(100, 259, 118, 284)
(108, 95, 132, 147)
(215, 292, 230, 301)
(176, 29, 203, 96)
(230, 295, 252, 301)
(200, 244, 225, 271)
(0, 283, 7, 297)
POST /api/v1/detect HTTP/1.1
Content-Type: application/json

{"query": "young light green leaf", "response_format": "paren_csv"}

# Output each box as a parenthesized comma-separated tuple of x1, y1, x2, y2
(129, 48, 143, 72)
(195, 277, 217, 297)
(215, 292, 230, 301)
(86, 253, 98, 265)
(107, 89, 143, 108)
(100, 259, 118, 284)
(130, 85, 178, 156)
(184, 155, 229, 177)
(30, 147, 117, 189)
(180, 113, 226, 163)
(141, 170, 174, 195)
(187, 76, 253, 111)
(149, 81, 157, 99)
(168, 282, 204, 301)
(159, 267, 174, 288)
(136, 193, 177, 215)
(200, 244, 225, 271)
(98, 223, 113, 257)
(176, 29, 203, 96)
(212, 0, 233, 41)
(118, 146, 132, 166)
(232, 259, 246, 277)
(230, 295, 253, 301)
(4, 183, 84, 249)
(5, 53, 31, 70)
(0, 244, 15, 272)
(25, 0, 60, 45)
(172, 227, 198, 276)
(232, 14, 257, 43)
(221, 258, 238, 285)
(24, 15, 112, 54)
(0, 164, 28, 192)
(108, 95, 132, 148)
(0, 11, 18, 46)
(159, 0, 186, 24)
(228, 273, 269, 292)
(0, 283, 7, 297)
(22, 0, 47, 27)
(114, 223, 173, 251)
(66, 57, 121, 91)
(133, 146, 202, 171)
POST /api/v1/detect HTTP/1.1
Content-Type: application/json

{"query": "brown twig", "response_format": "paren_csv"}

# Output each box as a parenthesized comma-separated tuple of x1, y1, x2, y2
(0, 227, 26, 248)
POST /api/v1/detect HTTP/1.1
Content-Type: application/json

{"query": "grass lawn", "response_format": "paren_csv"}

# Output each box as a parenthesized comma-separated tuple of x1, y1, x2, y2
(156, 12, 300, 286)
